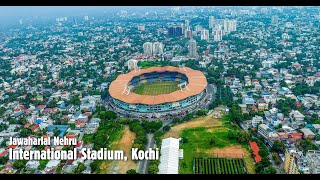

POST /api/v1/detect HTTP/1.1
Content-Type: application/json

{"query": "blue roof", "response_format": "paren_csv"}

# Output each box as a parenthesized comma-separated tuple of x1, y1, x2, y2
(306, 124, 314, 129)
(47, 125, 69, 137)
(35, 119, 43, 124)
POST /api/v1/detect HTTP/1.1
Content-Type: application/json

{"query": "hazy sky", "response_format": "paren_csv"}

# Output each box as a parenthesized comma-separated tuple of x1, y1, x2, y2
(0, 6, 170, 25)
(0, 6, 170, 18)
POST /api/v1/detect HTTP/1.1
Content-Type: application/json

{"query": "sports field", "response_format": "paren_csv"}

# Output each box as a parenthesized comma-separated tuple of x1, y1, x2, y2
(161, 106, 255, 174)
(193, 158, 247, 174)
(133, 81, 180, 95)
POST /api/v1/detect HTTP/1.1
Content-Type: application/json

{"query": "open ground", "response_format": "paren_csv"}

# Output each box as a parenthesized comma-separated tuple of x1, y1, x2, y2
(99, 125, 137, 174)
(161, 106, 255, 174)
(133, 81, 180, 95)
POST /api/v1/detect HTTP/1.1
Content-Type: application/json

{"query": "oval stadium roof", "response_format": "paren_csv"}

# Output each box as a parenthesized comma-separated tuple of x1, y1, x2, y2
(109, 66, 208, 105)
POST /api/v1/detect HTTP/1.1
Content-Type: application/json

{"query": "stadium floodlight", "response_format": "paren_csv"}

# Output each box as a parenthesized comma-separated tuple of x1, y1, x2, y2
(179, 64, 187, 72)
(121, 84, 131, 95)
(178, 81, 189, 91)
(135, 66, 141, 72)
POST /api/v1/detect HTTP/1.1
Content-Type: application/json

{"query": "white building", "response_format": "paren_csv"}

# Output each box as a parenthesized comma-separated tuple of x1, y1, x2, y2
(158, 138, 180, 174)
(271, 15, 279, 25)
(127, 59, 139, 70)
(289, 110, 305, 128)
(143, 42, 164, 55)
(282, 33, 290, 40)
(84, 16, 89, 21)
(195, 24, 202, 32)
(200, 29, 210, 41)
(258, 124, 271, 138)
(185, 19, 190, 31)
(209, 16, 215, 29)
(306, 150, 320, 174)
(26, 160, 40, 170)
(262, 60, 273, 68)
(137, 25, 145, 31)
(213, 29, 223, 42)
(252, 115, 264, 127)
(152, 42, 164, 55)
(188, 39, 197, 58)
(143, 42, 153, 55)
(223, 19, 237, 34)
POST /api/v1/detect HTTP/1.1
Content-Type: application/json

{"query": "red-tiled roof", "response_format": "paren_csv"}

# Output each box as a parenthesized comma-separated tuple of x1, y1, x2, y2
(30, 124, 39, 131)
(37, 105, 46, 109)
(249, 141, 262, 163)
(75, 120, 85, 125)
(7, 145, 17, 149)
(76, 142, 82, 147)
(24, 123, 31, 128)
(66, 134, 76, 139)
(0, 150, 8, 157)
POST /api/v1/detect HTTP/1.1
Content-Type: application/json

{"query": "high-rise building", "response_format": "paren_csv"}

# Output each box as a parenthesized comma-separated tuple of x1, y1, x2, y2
(209, 16, 215, 29)
(284, 149, 300, 174)
(271, 15, 279, 25)
(72, 18, 78, 25)
(138, 25, 145, 31)
(213, 29, 223, 42)
(84, 16, 89, 21)
(143, 42, 164, 55)
(185, 20, 190, 30)
(152, 42, 164, 55)
(195, 25, 202, 32)
(168, 27, 183, 37)
(180, 23, 185, 34)
(223, 19, 230, 34)
(185, 30, 192, 38)
(188, 39, 197, 58)
(223, 19, 237, 34)
(230, 20, 237, 32)
(143, 42, 153, 55)
(200, 29, 210, 41)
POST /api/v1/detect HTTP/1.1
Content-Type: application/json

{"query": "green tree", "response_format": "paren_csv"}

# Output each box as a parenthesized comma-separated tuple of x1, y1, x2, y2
(271, 141, 285, 153)
(163, 125, 171, 132)
(148, 161, 159, 174)
(196, 110, 208, 117)
(19, 128, 32, 137)
(90, 161, 100, 173)
(13, 160, 27, 170)
(208, 138, 216, 146)
(0, 156, 8, 165)
(172, 118, 180, 124)
(73, 162, 86, 174)
(237, 130, 250, 143)
(126, 169, 138, 174)
(266, 165, 277, 174)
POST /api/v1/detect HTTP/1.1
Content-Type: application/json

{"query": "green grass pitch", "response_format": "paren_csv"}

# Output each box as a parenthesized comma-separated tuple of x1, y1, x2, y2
(133, 81, 180, 95)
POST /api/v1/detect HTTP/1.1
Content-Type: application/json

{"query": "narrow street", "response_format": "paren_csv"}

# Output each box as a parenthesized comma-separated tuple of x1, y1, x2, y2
(138, 133, 155, 174)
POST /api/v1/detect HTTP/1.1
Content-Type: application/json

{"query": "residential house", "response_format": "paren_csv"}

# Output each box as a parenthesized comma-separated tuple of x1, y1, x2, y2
(306, 150, 320, 174)
(243, 97, 255, 106)
(258, 103, 268, 111)
(300, 128, 315, 139)
(289, 110, 305, 129)
(26, 160, 40, 170)
(252, 115, 263, 128)
(258, 124, 272, 139)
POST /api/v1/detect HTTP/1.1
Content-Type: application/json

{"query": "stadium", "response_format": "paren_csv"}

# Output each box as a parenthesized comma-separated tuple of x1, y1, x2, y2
(108, 66, 208, 118)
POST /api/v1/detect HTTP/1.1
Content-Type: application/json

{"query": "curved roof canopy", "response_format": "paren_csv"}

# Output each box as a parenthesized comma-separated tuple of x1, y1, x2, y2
(109, 66, 207, 105)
